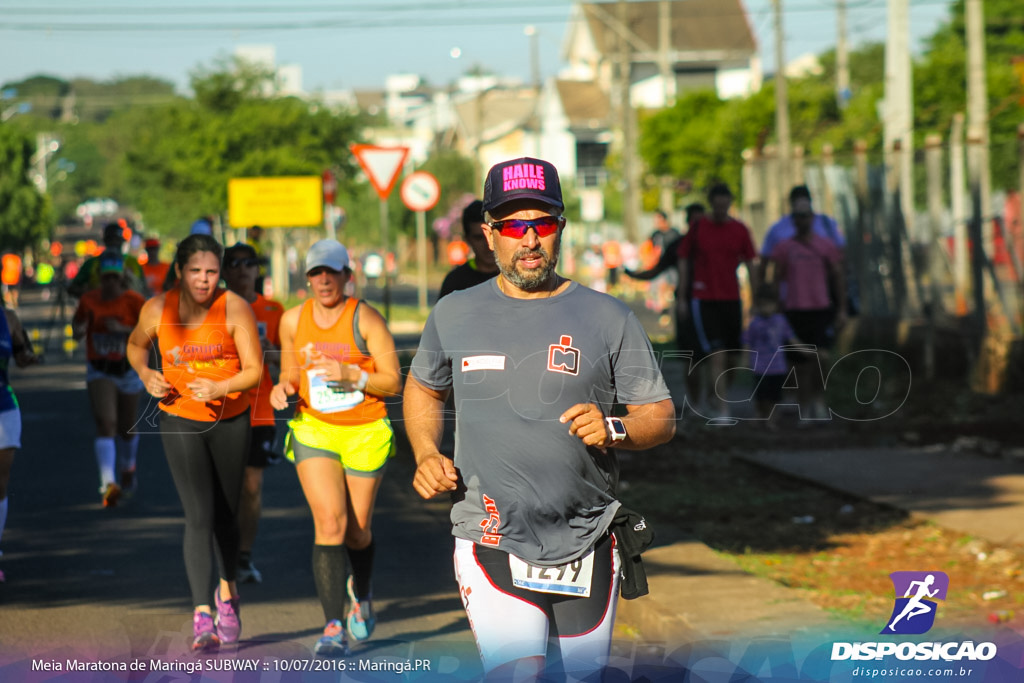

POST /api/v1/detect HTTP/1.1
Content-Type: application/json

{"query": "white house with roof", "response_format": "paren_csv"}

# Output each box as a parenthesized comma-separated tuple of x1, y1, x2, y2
(562, 0, 761, 106)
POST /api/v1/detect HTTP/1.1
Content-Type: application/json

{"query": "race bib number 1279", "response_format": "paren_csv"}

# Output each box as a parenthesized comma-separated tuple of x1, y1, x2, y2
(509, 549, 594, 597)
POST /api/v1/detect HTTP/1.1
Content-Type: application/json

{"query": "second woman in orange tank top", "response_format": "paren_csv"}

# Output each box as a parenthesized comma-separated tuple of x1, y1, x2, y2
(270, 239, 402, 656)
(127, 234, 262, 652)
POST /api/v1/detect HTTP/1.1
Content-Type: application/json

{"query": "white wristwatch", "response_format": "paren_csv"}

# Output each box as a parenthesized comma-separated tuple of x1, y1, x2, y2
(349, 365, 369, 391)
(605, 417, 627, 443)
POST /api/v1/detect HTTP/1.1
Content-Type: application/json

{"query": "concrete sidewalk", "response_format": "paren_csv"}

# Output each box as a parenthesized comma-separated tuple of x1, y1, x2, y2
(616, 537, 848, 643)
(740, 445, 1024, 548)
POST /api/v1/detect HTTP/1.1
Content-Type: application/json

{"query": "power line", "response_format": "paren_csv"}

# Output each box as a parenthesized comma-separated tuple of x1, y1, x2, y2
(0, 15, 571, 32)
(0, 0, 954, 13)
(0, 1, 572, 16)
(0, 0, 955, 23)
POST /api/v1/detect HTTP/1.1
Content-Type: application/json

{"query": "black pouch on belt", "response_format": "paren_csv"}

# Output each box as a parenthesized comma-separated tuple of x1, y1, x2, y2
(610, 505, 654, 600)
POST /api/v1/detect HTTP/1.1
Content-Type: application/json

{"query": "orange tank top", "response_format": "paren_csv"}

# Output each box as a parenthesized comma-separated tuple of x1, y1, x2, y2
(78, 289, 145, 361)
(142, 261, 170, 294)
(249, 294, 284, 426)
(157, 288, 249, 422)
(295, 297, 385, 426)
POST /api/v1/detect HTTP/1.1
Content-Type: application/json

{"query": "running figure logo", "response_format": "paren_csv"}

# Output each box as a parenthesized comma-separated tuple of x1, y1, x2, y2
(881, 571, 949, 635)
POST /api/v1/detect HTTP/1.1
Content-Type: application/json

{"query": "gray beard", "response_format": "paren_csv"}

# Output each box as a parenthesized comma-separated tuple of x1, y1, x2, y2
(497, 235, 561, 291)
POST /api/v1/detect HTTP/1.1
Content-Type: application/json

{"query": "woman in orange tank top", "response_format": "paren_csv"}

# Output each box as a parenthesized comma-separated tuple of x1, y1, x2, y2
(270, 239, 402, 656)
(126, 234, 262, 653)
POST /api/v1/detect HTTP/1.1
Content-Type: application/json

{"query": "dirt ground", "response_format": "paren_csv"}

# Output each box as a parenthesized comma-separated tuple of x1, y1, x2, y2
(617, 381, 1024, 631)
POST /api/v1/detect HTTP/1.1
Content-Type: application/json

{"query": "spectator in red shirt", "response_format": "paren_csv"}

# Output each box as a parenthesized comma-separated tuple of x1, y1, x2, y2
(676, 183, 757, 423)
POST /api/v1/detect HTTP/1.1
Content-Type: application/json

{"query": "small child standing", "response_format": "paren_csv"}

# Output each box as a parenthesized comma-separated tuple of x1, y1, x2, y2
(742, 283, 798, 430)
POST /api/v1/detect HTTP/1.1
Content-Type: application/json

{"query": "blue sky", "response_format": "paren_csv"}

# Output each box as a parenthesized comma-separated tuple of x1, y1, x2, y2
(0, 0, 955, 94)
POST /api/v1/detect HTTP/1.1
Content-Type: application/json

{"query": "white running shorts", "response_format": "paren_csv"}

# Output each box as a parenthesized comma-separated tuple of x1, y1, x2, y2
(453, 535, 620, 678)
(0, 408, 22, 450)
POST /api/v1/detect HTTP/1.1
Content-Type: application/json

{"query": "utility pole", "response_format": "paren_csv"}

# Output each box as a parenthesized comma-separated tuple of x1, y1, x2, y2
(965, 0, 991, 254)
(32, 133, 60, 194)
(617, 0, 639, 242)
(474, 87, 488, 191)
(525, 25, 542, 157)
(836, 0, 850, 109)
(658, 0, 675, 213)
(924, 133, 944, 379)
(950, 113, 969, 315)
(772, 0, 791, 198)
(965, 0, 989, 332)
(525, 25, 540, 92)
(883, 0, 914, 238)
(658, 1, 674, 106)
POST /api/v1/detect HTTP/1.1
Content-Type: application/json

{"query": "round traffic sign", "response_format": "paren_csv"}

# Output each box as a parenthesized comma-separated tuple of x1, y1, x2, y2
(400, 171, 441, 212)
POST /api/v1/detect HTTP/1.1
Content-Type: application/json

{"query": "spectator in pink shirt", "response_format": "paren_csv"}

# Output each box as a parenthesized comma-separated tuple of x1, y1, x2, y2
(769, 197, 847, 423)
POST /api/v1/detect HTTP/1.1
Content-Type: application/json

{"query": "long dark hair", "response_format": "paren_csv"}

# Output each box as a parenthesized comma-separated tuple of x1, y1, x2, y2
(175, 234, 223, 272)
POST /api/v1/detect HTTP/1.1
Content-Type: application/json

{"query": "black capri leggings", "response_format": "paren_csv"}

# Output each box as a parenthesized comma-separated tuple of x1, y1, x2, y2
(160, 411, 251, 608)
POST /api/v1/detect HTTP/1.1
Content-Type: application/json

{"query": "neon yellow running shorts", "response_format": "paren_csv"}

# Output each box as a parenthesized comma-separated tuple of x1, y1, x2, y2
(285, 411, 395, 476)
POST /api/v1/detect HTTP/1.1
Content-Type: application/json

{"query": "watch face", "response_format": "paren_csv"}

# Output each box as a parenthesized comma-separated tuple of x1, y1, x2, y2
(608, 418, 627, 437)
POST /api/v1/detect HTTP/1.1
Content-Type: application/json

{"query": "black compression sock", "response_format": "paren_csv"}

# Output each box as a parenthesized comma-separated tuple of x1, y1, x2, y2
(346, 539, 375, 599)
(312, 544, 348, 623)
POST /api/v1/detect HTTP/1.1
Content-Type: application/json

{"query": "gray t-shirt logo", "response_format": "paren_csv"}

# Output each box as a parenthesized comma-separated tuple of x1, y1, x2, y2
(547, 335, 580, 375)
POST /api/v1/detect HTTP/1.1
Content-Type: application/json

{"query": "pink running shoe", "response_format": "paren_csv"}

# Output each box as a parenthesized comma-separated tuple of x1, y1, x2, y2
(192, 610, 220, 652)
(214, 586, 241, 643)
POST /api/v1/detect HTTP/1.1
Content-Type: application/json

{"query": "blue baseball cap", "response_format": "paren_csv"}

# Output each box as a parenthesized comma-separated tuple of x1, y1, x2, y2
(190, 219, 213, 235)
(99, 253, 124, 275)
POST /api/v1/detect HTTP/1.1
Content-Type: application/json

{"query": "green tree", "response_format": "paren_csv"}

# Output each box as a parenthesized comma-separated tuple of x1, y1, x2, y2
(34, 121, 113, 223)
(638, 88, 777, 199)
(915, 0, 1024, 191)
(638, 0, 1024, 203)
(70, 76, 179, 123)
(0, 127, 52, 250)
(191, 56, 277, 113)
(1, 75, 69, 122)
(110, 61, 367, 236)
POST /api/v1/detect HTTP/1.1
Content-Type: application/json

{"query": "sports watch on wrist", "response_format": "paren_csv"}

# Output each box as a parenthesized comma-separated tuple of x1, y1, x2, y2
(605, 417, 627, 443)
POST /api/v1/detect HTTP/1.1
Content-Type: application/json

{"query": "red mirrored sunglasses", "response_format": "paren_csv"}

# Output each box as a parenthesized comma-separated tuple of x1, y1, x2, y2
(487, 216, 564, 238)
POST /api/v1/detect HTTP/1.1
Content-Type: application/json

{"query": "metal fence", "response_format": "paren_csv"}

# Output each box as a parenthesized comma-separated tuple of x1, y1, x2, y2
(741, 143, 1023, 329)
(740, 139, 1024, 389)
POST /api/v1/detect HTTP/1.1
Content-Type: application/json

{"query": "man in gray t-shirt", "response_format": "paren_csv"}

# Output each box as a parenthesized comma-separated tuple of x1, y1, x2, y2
(404, 156, 676, 680)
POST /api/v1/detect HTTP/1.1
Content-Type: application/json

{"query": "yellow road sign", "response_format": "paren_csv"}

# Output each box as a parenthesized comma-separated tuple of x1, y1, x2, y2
(228, 176, 323, 228)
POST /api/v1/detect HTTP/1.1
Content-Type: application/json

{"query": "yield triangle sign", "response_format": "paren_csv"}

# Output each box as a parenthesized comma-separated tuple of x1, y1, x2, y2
(351, 144, 410, 200)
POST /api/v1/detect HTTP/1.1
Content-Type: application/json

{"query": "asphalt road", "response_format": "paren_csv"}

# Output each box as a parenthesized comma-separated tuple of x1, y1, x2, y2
(0, 286, 484, 680)
(0, 279, 671, 681)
